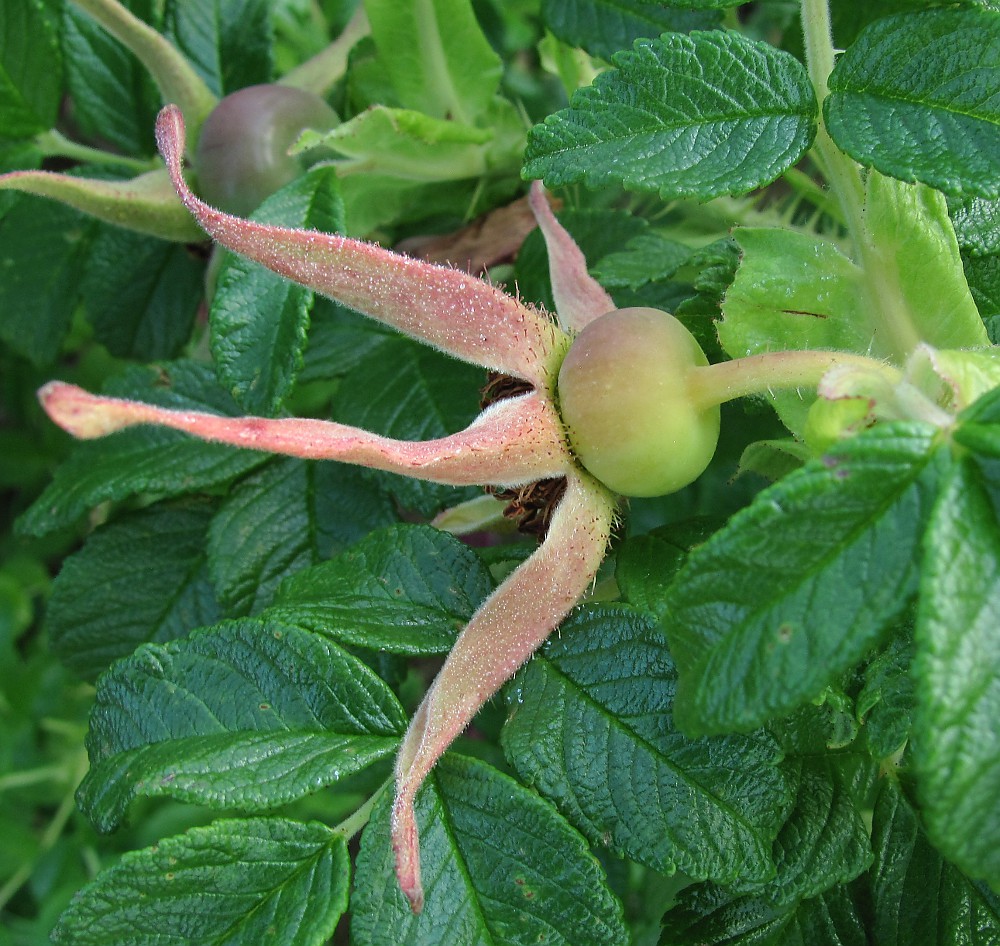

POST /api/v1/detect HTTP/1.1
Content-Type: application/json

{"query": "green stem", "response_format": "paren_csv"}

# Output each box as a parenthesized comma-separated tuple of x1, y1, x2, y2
(687, 349, 898, 411)
(332, 779, 390, 842)
(35, 130, 158, 173)
(0, 752, 88, 914)
(799, 0, 923, 361)
(280, 5, 370, 96)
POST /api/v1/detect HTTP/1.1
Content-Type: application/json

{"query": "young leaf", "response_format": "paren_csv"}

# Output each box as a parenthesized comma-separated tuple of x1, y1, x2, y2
(206, 457, 395, 615)
(81, 226, 203, 360)
(949, 194, 1000, 257)
(0, 0, 63, 138)
(352, 754, 629, 945)
(164, 0, 273, 97)
(364, 0, 503, 125)
(46, 500, 221, 681)
(501, 605, 790, 886)
(17, 362, 270, 537)
(666, 423, 945, 736)
(210, 167, 344, 415)
(869, 780, 1000, 945)
(913, 456, 1000, 887)
(541, 0, 722, 61)
(524, 30, 817, 200)
(825, 9, 1000, 198)
(266, 524, 492, 655)
(77, 618, 405, 830)
(856, 634, 914, 759)
(51, 818, 349, 946)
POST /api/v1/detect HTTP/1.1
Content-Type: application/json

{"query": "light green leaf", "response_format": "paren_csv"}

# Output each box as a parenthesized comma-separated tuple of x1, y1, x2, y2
(825, 9, 1000, 197)
(51, 818, 349, 945)
(913, 457, 1000, 887)
(77, 618, 405, 830)
(47, 500, 221, 681)
(164, 0, 273, 97)
(364, 0, 503, 124)
(210, 167, 344, 415)
(719, 227, 868, 432)
(524, 30, 817, 200)
(666, 424, 944, 736)
(17, 361, 270, 537)
(541, 0, 721, 61)
(502, 605, 790, 886)
(297, 105, 492, 181)
(0, 0, 62, 138)
(206, 457, 395, 615)
(869, 780, 1000, 945)
(352, 754, 628, 945)
(266, 524, 492, 654)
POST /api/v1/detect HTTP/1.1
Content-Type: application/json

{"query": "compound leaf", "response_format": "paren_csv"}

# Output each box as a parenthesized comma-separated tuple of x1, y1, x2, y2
(51, 817, 348, 945)
(78, 618, 405, 830)
(826, 9, 1000, 197)
(524, 30, 816, 200)
(352, 754, 628, 946)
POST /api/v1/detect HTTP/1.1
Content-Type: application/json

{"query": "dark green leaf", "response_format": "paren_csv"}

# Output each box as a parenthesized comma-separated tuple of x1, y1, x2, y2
(206, 457, 395, 615)
(51, 818, 349, 945)
(662, 880, 869, 946)
(81, 227, 203, 360)
(949, 194, 1000, 256)
(0, 195, 100, 365)
(965, 252, 1000, 343)
(503, 605, 790, 886)
(77, 619, 405, 830)
(524, 30, 817, 200)
(869, 780, 1000, 945)
(913, 457, 1000, 886)
(298, 297, 397, 383)
(18, 361, 270, 537)
(541, 0, 721, 61)
(825, 9, 1000, 197)
(331, 336, 482, 514)
(0, 0, 63, 138)
(352, 754, 628, 946)
(266, 524, 492, 654)
(164, 0, 273, 97)
(62, 1, 160, 155)
(47, 500, 221, 681)
(955, 384, 1000, 457)
(591, 231, 693, 290)
(857, 634, 914, 759)
(666, 424, 944, 736)
(211, 167, 344, 415)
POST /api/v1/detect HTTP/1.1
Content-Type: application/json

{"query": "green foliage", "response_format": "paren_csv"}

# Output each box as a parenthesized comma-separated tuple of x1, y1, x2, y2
(3, 0, 1000, 942)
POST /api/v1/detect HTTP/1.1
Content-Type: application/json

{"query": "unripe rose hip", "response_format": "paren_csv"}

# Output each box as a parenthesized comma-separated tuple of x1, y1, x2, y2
(195, 84, 338, 217)
(557, 307, 720, 497)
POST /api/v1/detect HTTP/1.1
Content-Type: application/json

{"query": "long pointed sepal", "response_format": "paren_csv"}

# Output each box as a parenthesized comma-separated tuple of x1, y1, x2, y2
(528, 181, 615, 333)
(155, 105, 569, 390)
(38, 382, 572, 487)
(390, 471, 616, 911)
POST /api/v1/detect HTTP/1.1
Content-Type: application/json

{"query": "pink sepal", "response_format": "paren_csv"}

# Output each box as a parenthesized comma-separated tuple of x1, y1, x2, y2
(155, 105, 569, 391)
(528, 181, 615, 334)
(390, 471, 616, 911)
(38, 381, 573, 487)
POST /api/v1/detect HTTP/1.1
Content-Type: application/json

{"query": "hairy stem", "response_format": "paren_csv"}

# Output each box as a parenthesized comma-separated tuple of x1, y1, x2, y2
(799, 0, 923, 361)
(688, 349, 899, 410)
(35, 130, 158, 173)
